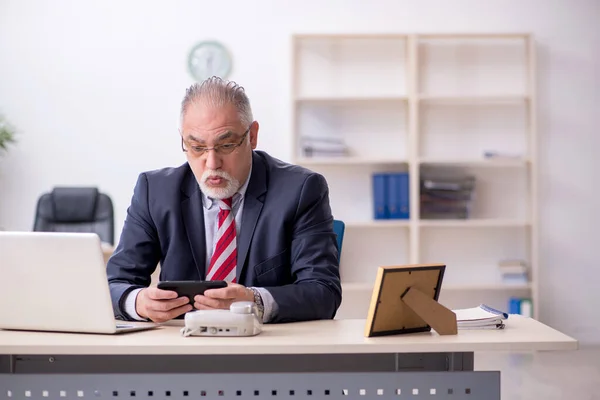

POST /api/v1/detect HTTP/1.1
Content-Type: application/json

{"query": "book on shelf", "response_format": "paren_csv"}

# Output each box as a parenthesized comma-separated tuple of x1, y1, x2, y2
(498, 259, 529, 285)
(372, 172, 409, 220)
(300, 136, 348, 158)
(452, 304, 509, 330)
(420, 174, 476, 220)
(483, 150, 525, 160)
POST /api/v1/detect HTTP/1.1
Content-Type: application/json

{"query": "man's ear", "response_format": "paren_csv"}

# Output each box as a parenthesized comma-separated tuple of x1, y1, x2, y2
(250, 121, 259, 149)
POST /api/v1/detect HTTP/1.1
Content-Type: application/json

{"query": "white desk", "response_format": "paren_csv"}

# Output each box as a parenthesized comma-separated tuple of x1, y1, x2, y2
(0, 316, 577, 399)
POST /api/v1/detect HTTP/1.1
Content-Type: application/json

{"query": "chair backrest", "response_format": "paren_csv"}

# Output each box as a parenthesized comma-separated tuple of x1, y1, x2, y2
(333, 219, 345, 259)
(33, 187, 115, 245)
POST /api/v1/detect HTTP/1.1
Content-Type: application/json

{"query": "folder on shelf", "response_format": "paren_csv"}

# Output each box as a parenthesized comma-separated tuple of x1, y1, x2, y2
(508, 297, 533, 317)
(372, 173, 388, 219)
(372, 172, 409, 220)
(387, 172, 409, 219)
(508, 297, 521, 314)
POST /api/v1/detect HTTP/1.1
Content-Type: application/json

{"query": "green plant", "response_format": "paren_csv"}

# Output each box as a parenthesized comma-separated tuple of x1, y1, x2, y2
(0, 115, 16, 154)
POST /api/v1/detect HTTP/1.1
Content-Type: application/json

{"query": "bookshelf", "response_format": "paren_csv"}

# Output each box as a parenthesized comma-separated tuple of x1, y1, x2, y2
(291, 33, 538, 320)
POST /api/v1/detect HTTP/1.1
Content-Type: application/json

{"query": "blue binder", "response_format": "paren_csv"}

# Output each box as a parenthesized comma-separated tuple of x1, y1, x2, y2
(508, 297, 521, 314)
(372, 173, 388, 219)
(387, 172, 409, 219)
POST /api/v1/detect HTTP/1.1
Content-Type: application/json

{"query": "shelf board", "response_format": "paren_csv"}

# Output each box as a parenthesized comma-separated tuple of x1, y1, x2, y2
(296, 157, 408, 166)
(417, 33, 530, 40)
(442, 283, 532, 291)
(419, 158, 529, 168)
(295, 95, 408, 103)
(346, 220, 410, 228)
(341, 282, 531, 292)
(418, 95, 529, 104)
(294, 33, 410, 40)
(419, 219, 530, 228)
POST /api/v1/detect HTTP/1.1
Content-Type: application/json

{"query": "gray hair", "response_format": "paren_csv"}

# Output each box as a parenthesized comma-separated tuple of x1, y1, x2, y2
(180, 76, 254, 128)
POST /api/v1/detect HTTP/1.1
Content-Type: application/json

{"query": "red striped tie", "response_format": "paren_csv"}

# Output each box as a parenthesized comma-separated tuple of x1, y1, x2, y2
(206, 197, 237, 282)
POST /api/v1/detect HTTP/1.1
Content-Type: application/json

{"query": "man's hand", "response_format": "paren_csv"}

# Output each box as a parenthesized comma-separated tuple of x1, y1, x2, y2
(194, 282, 254, 310)
(136, 287, 193, 323)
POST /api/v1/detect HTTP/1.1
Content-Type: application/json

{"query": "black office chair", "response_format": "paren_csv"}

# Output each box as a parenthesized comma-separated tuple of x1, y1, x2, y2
(33, 187, 115, 245)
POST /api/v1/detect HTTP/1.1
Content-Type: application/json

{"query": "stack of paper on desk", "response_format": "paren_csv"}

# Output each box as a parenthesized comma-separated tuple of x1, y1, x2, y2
(452, 304, 509, 330)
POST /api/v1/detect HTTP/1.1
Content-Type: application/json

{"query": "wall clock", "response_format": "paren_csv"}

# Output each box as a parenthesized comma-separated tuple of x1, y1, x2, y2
(187, 41, 233, 82)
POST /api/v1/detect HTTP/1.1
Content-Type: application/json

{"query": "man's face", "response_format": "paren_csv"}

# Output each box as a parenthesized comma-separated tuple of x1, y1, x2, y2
(180, 102, 258, 199)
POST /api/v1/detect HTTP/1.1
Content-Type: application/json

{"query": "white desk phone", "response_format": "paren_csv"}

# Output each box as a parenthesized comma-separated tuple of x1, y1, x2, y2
(180, 301, 263, 337)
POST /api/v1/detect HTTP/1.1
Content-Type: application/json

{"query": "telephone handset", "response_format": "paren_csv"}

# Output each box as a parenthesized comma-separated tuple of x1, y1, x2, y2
(180, 301, 262, 337)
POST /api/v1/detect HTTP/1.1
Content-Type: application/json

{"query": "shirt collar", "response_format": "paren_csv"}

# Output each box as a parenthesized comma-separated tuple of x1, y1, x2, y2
(201, 162, 252, 210)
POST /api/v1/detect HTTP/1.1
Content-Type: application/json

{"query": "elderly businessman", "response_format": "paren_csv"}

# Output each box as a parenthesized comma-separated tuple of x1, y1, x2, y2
(106, 76, 341, 324)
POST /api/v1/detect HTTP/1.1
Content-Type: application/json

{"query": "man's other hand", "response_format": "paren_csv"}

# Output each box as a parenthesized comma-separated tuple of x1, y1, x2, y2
(194, 282, 254, 310)
(136, 287, 192, 322)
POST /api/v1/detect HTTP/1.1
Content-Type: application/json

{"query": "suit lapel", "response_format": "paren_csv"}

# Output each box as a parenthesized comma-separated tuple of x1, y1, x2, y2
(237, 153, 267, 281)
(181, 170, 205, 279)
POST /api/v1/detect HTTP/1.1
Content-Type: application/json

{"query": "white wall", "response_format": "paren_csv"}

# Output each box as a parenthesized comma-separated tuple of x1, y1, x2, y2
(1, 0, 599, 343)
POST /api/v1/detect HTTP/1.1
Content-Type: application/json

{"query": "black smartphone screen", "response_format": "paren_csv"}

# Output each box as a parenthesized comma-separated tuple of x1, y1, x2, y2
(156, 280, 228, 305)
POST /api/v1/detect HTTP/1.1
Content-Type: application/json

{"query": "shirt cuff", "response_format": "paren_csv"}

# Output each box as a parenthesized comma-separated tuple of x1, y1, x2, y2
(123, 288, 147, 321)
(253, 287, 278, 323)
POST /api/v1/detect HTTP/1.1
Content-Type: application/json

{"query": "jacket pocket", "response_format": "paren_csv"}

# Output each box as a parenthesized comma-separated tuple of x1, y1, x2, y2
(254, 248, 290, 279)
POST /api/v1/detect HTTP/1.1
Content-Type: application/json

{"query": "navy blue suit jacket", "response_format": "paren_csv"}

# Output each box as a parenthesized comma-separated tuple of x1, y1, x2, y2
(106, 151, 342, 323)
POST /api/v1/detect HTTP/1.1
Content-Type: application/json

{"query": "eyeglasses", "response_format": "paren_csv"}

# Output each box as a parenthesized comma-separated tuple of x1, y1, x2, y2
(181, 126, 250, 156)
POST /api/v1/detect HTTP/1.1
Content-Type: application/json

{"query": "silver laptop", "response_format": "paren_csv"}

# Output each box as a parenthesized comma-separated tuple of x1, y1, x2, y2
(0, 231, 157, 334)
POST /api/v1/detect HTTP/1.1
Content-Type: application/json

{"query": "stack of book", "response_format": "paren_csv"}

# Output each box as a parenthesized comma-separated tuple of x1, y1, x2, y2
(483, 150, 524, 160)
(300, 136, 348, 158)
(452, 304, 508, 330)
(420, 174, 476, 219)
(498, 259, 529, 285)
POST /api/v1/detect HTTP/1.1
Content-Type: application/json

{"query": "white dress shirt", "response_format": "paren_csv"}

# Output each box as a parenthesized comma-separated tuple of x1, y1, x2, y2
(123, 164, 278, 322)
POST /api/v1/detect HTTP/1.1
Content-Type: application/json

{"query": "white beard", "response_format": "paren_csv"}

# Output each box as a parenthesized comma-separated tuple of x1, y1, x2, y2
(199, 169, 240, 199)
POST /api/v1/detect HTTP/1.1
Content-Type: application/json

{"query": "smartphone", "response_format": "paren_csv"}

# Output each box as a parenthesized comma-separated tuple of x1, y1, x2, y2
(157, 280, 228, 305)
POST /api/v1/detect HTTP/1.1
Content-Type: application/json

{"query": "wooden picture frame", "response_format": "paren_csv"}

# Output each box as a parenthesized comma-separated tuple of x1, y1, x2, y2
(364, 264, 458, 337)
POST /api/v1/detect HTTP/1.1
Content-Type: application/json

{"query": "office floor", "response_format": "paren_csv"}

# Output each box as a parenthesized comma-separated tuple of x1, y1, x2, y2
(475, 346, 600, 399)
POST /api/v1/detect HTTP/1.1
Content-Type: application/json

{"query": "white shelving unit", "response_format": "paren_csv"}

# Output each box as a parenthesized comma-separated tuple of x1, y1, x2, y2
(291, 33, 537, 320)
